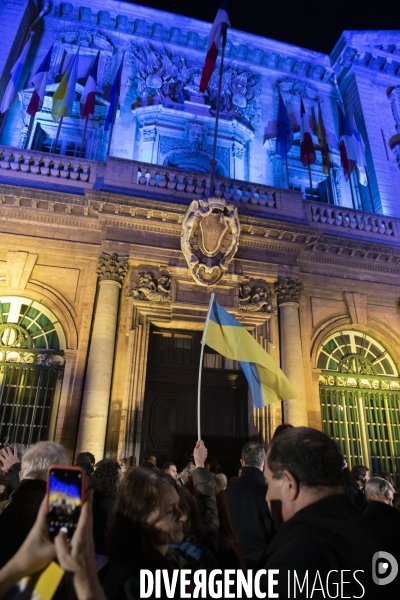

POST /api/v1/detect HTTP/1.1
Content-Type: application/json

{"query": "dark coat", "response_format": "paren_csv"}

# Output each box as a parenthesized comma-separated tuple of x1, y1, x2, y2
(0, 478, 46, 568)
(224, 466, 273, 568)
(92, 491, 115, 556)
(263, 493, 400, 599)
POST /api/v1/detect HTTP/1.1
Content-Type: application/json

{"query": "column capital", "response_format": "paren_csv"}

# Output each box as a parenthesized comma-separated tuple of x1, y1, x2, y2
(97, 253, 128, 284)
(275, 277, 303, 306)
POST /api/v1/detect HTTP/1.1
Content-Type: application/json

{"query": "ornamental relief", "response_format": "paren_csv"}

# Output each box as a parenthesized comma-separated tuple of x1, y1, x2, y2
(130, 270, 172, 303)
(319, 374, 400, 391)
(181, 197, 240, 286)
(238, 278, 273, 313)
(127, 43, 261, 125)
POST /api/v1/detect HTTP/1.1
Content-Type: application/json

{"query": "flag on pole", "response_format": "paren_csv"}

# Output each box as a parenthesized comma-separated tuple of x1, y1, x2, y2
(204, 300, 297, 408)
(316, 102, 332, 174)
(300, 98, 316, 167)
(1, 33, 33, 114)
(104, 59, 123, 132)
(199, 0, 230, 94)
(27, 45, 53, 117)
(338, 105, 356, 181)
(276, 92, 293, 160)
(80, 52, 100, 118)
(51, 49, 79, 123)
(352, 113, 368, 186)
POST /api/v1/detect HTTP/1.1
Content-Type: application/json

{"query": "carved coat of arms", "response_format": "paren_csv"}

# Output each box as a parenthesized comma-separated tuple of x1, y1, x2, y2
(181, 197, 240, 286)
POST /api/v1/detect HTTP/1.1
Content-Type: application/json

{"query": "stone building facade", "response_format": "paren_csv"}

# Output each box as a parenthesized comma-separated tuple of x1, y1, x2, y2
(0, 0, 399, 478)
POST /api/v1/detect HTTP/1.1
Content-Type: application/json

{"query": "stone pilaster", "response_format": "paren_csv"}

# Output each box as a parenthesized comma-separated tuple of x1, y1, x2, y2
(275, 277, 308, 427)
(76, 253, 128, 459)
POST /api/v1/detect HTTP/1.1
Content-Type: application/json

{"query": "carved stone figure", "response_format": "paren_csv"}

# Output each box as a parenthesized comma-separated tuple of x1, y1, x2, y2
(181, 197, 240, 286)
(131, 271, 172, 303)
(275, 277, 303, 305)
(238, 279, 272, 312)
(127, 42, 261, 125)
(97, 253, 129, 283)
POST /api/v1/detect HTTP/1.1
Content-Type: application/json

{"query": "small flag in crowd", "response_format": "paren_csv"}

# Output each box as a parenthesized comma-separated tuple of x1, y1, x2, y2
(199, 0, 230, 93)
(352, 113, 368, 186)
(80, 52, 100, 118)
(338, 105, 356, 181)
(27, 45, 53, 117)
(204, 300, 297, 408)
(51, 49, 80, 123)
(1, 33, 33, 114)
(276, 92, 293, 160)
(300, 98, 316, 167)
(316, 102, 332, 174)
(104, 59, 123, 132)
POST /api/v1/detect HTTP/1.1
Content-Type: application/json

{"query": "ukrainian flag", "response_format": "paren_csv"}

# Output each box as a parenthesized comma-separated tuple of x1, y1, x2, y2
(205, 300, 297, 408)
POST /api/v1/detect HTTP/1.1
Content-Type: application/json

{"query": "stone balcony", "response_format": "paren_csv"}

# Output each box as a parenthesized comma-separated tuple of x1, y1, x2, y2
(0, 144, 399, 247)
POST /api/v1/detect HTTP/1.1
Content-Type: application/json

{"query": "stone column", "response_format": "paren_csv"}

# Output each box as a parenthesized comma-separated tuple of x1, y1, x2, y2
(76, 253, 128, 459)
(275, 277, 308, 427)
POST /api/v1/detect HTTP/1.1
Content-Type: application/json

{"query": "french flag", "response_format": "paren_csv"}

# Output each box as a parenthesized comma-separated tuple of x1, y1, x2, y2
(199, 0, 230, 93)
(338, 105, 356, 181)
(27, 45, 53, 117)
(80, 52, 100, 118)
(300, 98, 316, 167)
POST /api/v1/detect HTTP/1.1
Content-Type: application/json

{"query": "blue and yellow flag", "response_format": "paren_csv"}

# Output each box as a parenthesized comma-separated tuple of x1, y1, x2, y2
(204, 300, 297, 408)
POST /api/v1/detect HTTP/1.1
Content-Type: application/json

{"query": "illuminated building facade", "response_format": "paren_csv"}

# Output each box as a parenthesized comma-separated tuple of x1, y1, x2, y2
(0, 0, 399, 477)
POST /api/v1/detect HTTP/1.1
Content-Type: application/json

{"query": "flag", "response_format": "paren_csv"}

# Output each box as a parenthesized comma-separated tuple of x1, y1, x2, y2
(80, 51, 99, 118)
(352, 113, 368, 186)
(199, 0, 230, 94)
(51, 49, 79, 123)
(316, 102, 332, 175)
(27, 45, 53, 117)
(338, 105, 356, 181)
(300, 98, 316, 167)
(104, 59, 123, 132)
(204, 300, 297, 408)
(276, 92, 293, 160)
(1, 33, 33, 114)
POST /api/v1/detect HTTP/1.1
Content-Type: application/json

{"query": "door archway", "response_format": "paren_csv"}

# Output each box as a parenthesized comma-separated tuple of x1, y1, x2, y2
(0, 296, 65, 446)
(317, 330, 400, 481)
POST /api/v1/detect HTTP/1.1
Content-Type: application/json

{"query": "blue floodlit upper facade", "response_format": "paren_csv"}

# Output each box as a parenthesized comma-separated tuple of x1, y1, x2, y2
(0, 1, 399, 216)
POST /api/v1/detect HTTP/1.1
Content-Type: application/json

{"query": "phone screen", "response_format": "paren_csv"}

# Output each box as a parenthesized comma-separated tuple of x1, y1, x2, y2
(48, 467, 83, 541)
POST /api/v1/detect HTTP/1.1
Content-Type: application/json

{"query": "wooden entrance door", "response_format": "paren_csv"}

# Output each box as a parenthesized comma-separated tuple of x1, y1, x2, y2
(141, 327, 249, 473)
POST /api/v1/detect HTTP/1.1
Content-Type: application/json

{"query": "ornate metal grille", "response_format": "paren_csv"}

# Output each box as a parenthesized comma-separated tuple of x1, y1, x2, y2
(318, 330, 400, 483)
(0, 298, 66, 446)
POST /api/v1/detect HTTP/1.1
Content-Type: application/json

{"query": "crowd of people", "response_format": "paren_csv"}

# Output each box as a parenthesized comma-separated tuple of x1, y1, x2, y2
(0, 426, 399, 599)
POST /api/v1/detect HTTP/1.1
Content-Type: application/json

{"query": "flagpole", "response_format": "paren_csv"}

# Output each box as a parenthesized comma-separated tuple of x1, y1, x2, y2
(307, 164, 314, 200)
(80, 115, 89, 158)
(197, 293, 215, 441)
(348, 173, 356, 209)
(209, 28, 227, 198)
(24, 115, 35, 149)
(54, 116, 63, 152)
(285, 156, 290, 189)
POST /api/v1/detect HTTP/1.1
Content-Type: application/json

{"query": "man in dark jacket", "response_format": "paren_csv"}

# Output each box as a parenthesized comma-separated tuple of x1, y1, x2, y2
(0, 441, 68, 568)
(262, 427, 400, 599)
(225, 441, 273, 567)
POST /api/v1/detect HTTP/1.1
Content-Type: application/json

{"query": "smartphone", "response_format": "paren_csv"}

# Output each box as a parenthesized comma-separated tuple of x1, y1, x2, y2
(47, 465, 85, 541)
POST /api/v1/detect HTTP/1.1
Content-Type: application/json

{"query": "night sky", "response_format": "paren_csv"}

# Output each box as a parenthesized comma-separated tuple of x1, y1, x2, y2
(125, 0, 399, 55)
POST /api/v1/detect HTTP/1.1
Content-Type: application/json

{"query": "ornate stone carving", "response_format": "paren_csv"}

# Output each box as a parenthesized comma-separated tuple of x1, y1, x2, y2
(130, 271, 172, 303)
(181, 197, 240, 286)
(277, 77, 320, 101)
(185, 122, 207, 152)
(238, 279, 272, 313)
(142, 127, 156, 142)
(127, 43, 261, 125)
(232, 142, 244, 160)
(97, 253, 128, 283)
(275, 277, 303, 305)
(388, 86, 400, 132)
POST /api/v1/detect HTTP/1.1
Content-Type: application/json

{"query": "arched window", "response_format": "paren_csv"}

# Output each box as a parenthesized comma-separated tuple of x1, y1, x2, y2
(0, 296, 65, 446)
(318, 330, 400, 483)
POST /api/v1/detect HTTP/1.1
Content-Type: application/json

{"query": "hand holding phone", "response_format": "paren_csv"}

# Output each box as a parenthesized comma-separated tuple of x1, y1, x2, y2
(47, 465, 85, 542)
